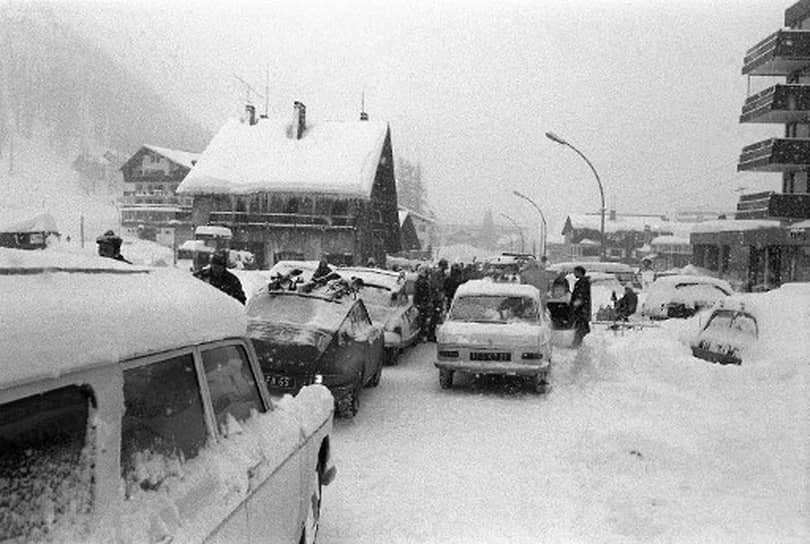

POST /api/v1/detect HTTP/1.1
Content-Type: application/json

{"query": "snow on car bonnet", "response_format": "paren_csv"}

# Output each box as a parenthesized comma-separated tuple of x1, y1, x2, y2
(0, 248, 247, 388)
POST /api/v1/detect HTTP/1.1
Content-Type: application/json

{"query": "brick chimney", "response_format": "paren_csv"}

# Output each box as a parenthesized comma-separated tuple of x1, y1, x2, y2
(292, 101, 306, 139)
(245, 104, 256, 126)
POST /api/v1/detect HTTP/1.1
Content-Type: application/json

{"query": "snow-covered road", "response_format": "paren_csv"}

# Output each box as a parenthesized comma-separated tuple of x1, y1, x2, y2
(319, 326, 807, 544)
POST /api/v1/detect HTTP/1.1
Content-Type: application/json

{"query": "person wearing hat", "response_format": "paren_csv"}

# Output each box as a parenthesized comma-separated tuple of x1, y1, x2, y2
(96, 230, 132, 264)
(193, 252, 246, 304)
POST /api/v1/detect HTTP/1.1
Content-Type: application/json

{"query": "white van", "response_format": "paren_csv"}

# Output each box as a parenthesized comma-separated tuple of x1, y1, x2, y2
(0, 248, 335, 543)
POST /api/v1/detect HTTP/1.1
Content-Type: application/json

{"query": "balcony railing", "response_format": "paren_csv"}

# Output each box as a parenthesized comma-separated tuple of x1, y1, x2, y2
(120, 193, 193, 206)
(738, 138, 810, 172)
(209, 211, 357, 228)
(735, 192, 810, 220)
(740, 84, 810, 123)
(743, 29, 810, 76)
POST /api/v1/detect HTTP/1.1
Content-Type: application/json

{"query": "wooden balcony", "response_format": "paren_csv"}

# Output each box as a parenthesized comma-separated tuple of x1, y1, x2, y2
(738, 138, 810, 172)
(209, 211, 357, 229)
(740, 84, 810, 123)
(735, 192, 810, 220)
(742, 30, 810, 76)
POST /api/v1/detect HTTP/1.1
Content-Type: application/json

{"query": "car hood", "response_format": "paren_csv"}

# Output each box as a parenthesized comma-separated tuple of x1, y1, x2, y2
(437, 320, 547, 347)
(247, 320, 331, 373)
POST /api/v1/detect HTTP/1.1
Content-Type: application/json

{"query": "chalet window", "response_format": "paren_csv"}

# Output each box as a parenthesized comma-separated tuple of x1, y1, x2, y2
(235, 197, 247, 213)
(270, 195, 285, 213)
(299, 196, 314, 215)
(285, 197, 299, 214)
(213, 195, 231, 211)
(332, 199, 348, 217)
(315, 197, 332, 216)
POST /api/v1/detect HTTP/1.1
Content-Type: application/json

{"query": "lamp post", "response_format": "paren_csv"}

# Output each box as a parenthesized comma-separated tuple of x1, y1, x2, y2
(512, 190, 547, 258)
(545, 131, 606, 261)
(500, 213, 525, 253)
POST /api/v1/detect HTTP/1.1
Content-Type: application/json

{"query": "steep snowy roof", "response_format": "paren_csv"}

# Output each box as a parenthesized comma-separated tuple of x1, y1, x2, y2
(0, 212, 59, 233)
(0, 248, 246, 388)
(177, 117, 389, 199)
(456, 279, 540, 299)
(566, 213, 671, 234)
(143, 144, 200, 169)
(690, 219, 782, 233)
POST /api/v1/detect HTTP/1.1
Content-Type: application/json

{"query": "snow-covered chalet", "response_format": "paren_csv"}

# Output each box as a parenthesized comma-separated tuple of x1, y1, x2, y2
(177, 103, 400, 268)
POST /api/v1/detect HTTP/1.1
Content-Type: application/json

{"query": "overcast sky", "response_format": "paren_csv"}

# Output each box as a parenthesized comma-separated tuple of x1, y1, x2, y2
(69, 0, 785, 236)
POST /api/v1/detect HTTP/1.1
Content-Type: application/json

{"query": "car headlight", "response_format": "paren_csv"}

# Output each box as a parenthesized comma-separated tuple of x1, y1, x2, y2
(521, 352, 543, 360)
(438, 350, 459, 358)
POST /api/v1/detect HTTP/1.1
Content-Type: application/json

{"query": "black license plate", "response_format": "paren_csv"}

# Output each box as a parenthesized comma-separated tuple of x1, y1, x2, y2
(267, 374, 295, 389)
(470, 352, 511, 361)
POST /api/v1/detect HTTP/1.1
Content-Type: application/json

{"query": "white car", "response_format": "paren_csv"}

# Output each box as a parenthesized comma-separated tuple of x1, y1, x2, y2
(0, 248, 335, 544)
(641, 274, 733, 320)
(435, 279, 552, 393)
(336, 267, 421, 364)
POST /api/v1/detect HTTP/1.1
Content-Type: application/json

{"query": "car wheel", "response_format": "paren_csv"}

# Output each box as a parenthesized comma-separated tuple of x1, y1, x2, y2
(300, 465, 321, 544)
(439, 369, 453, 389)
(369, 364, 382, 387)
(384, 347, 399, 366)
(336, 390, 356, 418)
(529, 373, 549, 394)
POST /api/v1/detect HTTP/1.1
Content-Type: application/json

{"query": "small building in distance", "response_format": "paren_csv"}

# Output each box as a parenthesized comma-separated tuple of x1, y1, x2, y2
(561, 211, 673, 263)
(0, 213, 60, 250)
(119, 144, 200, 248)
(177, 103, 400, 268)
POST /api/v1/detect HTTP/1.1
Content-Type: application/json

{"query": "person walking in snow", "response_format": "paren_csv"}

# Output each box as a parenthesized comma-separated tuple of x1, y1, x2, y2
(614, 284, 638, 321)
(414, 265, 436, 342)
(96, 230, 132, 264)
(193, 252, 246, 304)
(443, 263, 463, 311)
(569, 265, 591, 348)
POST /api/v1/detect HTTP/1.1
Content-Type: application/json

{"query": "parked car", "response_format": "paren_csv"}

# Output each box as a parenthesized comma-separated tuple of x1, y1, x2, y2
(0, 247, 335, 544)
(641, 274, 732, 320)
(435, 279, 552, 393)
(690, 297, 758, 365)
(336, 266, 420, 365)
(247, 276, 385, 418)
(689, 282, 810, 366)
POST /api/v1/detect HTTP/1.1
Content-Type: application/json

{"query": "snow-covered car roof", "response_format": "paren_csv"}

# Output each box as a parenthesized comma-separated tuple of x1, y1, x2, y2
(0, 248, 247, 389)
(246, 290, 352, 333)
(336, 267, 403, 290)
(649, 274, 732, 292)
(455, 279, 540, 299)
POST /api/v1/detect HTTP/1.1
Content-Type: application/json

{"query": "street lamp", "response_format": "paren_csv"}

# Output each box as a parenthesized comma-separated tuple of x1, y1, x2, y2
(512, 190, 547, 258)
(545, 131, 606, 261)
(500, 213, 525, 253)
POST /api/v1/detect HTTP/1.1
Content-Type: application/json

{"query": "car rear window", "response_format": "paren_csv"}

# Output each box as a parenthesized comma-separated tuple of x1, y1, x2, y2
(247, 293, 345, 331)
(449, 295, 539, 323)
(0, 385, 95, 541)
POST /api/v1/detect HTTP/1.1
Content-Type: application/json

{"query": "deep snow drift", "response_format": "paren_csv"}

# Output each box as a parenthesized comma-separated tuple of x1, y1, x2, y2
(321, 318, 808, 543)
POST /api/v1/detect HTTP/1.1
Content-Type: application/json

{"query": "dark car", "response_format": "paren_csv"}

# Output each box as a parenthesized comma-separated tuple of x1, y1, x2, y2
(246, 278, 385, 418)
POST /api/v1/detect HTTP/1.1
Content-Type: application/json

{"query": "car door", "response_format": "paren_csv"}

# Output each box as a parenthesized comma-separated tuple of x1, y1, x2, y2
(198, 342, 304, 544)
(119, 348, 251, 544)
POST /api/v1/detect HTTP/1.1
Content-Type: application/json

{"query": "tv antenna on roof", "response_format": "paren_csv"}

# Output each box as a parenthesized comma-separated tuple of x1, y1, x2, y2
(233, 73, 264, 106)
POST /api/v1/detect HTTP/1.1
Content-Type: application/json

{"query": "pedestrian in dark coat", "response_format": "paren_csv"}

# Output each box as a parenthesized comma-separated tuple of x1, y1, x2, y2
(414, 266, 436, 341)
(443, 263, 463, 311)
(194, 252, 246, 304)
(614, 285, 638, 320)
(570, 265, 591, 347)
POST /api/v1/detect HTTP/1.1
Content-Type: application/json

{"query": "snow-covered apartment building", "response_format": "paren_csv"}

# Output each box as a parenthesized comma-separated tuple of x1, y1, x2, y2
(177, 103, 400, 268)
(691, 0, 810, 288)
(119, 145, 200, 247)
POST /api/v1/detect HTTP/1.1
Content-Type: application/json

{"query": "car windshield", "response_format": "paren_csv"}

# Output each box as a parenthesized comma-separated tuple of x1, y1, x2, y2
(449, 295, 539, 323)
(674, 283, 730, 300)
(705, 310, 758, 338)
